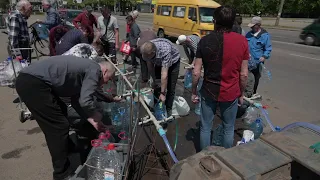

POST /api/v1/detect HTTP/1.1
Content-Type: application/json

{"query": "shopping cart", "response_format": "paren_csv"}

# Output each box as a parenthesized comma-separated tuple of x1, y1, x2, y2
(10, 47, 39, 123)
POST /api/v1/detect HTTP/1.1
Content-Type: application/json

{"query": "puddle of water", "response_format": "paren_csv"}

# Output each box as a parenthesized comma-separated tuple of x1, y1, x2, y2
(1, 145, 32, 159)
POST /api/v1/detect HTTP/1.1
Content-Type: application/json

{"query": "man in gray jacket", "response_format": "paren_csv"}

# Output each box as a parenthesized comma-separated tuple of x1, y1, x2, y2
(15, 56, 121, 180)
(36, 0, 61, 30)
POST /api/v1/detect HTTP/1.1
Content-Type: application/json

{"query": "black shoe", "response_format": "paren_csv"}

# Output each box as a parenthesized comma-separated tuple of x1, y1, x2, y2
(13, 97, 21, 103)
(54, 173, 75, 180)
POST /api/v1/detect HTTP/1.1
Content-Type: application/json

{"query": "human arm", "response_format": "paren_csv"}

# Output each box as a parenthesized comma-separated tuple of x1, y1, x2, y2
(42, 11, 56, 26)
(8, 15, 21, 55)
(239, 41, 250, 104)
(159, 66, 168, 102)
(79, 69, 107, 131)
(261, 34, 272, 61)
(113, 19, 120, 49)
(183, 45, 193, 64)
(72, 13, 82, 29)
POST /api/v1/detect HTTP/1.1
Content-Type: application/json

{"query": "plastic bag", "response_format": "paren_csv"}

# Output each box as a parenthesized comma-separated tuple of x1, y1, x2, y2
(141, 88, 154, 108)
(236, 130, 254, 146)
(120, 41, 131, 55)
(172, 96, 190, 117)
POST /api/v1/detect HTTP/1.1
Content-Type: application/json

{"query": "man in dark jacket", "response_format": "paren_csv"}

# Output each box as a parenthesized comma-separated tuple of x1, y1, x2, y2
(55, 25, 90, 55)
(126, 15, 141, 68)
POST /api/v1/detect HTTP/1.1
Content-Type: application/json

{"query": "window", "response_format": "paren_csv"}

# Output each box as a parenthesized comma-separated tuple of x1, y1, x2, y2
(161, 6, 172, 16)
(199, 7, 215, 23)
(188, 7, 197, 22)
(156, 5, 161, 15)
(173, 6, 186, 18)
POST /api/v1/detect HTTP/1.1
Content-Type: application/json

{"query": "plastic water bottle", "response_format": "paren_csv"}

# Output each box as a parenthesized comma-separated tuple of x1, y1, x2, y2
(261, 64, 272, 82)
(104, 144, 121, 180)
(184, 69, 192, 89)
(87, 143, 121, 180)
(154, 102, 167, 121)
(20, 59, 28, 68)
(86, 140, 108, 180)
(195, 78, 203, 115)
(212, 124, 223, 146)
(250, 118, 264, 139)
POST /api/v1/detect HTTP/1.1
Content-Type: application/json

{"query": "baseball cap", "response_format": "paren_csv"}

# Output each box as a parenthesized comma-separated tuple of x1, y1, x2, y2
(86, 6, 93, 12)
(248, 16, 262, 27)
(176, 35, 187, 45)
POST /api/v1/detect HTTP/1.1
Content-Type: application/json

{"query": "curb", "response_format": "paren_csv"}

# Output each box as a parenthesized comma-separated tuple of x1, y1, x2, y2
(263, 25, 301, 32)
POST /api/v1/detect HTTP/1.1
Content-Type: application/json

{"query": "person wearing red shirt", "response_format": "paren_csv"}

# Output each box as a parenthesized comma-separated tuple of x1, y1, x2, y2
(192, 6, 249, 150)
(122, 10, 139, 63)
(72, 6, 97, 43)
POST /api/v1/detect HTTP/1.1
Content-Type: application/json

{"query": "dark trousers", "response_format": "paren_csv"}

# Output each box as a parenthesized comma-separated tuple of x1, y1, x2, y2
(134, 48, 149, 81)
(102, 41, 116, 63)
(154, 61, 180, 113)
(250, 63, 262, 94)
(12, 41, 31, 63)
(15, 73, 87, 180)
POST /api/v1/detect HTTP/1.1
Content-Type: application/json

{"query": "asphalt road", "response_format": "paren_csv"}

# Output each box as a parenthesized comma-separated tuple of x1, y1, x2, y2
(0, 13, 319, 180)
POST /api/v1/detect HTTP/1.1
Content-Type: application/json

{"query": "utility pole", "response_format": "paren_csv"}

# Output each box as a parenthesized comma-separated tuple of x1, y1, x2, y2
(275, 0, 285, 26)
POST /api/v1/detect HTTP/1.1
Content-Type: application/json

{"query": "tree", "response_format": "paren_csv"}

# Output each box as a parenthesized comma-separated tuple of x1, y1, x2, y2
(0, 0, 9, 11)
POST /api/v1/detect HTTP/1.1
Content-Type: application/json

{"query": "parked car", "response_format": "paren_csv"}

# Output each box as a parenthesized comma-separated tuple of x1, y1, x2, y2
(299, 17, 320, 46)
(58, 9, 82, 29)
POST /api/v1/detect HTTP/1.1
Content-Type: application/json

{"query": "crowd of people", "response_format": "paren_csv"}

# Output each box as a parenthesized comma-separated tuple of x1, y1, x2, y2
(5, 0, 272, 179)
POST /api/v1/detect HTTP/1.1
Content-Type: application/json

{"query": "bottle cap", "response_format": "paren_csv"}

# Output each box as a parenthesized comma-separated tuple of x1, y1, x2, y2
(98, 133, 105, 139)
(106, 143, 115, 150)
(255, 118, 261, 123)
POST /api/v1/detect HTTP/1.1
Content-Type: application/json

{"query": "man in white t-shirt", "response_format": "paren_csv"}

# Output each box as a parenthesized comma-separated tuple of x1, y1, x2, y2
(96, 7, 119, 63)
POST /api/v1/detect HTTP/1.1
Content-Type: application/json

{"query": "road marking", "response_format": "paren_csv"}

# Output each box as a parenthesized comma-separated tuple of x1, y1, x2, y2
(289, 54, 320, 61)
(272, 40, 320, 49)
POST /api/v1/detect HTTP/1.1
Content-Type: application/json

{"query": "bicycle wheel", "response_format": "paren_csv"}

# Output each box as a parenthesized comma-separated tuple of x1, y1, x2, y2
(34, 39, 50, 56)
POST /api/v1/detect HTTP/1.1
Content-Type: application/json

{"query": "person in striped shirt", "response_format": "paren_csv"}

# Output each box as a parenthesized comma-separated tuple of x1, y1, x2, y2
(176, 34, 200, 64)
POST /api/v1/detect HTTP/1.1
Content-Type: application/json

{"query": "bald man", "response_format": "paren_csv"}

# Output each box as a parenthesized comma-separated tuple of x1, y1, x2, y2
(15, 56, 122, 180)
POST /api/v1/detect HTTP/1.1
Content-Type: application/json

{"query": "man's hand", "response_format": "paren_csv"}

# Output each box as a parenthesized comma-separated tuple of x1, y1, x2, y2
(115, 44, 119, 50)
(191, 94, 199, 103)
(239, 95, 244, 105)
(159, 94, 166, 102)
(113, 96, 123, 102)
(15, 56, 23, 60)
(88, 112, 108, 132)
(259, 57, 265, 62)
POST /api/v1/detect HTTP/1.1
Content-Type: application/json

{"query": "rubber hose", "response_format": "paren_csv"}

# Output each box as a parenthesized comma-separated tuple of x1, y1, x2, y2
(280, 122, 320, 133)
(174, 119, 178, 151)
(259, 107, 276, 131)
(161, 135, 179, 163)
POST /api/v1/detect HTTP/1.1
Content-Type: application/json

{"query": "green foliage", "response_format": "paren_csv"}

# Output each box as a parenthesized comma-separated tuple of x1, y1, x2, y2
(0, 0, 10, 10)
(216, 0, 320, 16)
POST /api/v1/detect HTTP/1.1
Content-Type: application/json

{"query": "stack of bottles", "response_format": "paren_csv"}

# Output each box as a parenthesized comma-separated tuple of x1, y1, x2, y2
(86, 137, 121, 180)
(116, 69, 127, 96)
(184, 69, 192, 89)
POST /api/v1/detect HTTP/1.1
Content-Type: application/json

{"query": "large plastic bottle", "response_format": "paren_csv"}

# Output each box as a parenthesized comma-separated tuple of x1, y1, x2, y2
(86, 140, 108, 180)
(103, 144, 122, 180)
(20, 59, 28, 68)
(242, 106, 260, 128)
(260, 64, 272, 82)
(154, 102, 167, 121)
(87, 143, 121, 180)
(250, 118, 264, 139)
(194, 77, 203, 115)
(184, 69, 192, 89)
(212, 124, 223, 146)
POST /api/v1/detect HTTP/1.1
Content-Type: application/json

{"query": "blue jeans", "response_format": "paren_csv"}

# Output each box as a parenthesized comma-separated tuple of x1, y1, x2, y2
(200, 91, 238, 150)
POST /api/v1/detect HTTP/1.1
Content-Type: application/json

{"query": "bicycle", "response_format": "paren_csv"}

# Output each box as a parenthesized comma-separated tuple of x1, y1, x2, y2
(1, 22, 50, 57)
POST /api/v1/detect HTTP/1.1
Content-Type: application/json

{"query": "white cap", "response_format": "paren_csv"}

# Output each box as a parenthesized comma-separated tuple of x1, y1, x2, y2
(176, 35, 187, 45)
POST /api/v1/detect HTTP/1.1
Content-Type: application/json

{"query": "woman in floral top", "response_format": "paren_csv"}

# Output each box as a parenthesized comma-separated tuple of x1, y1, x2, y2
(62, 42, 103, 60)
